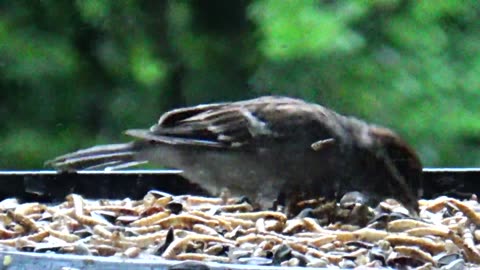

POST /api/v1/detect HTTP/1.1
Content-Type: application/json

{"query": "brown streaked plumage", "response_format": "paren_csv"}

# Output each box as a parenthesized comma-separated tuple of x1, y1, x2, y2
(47, 96, 423, 213)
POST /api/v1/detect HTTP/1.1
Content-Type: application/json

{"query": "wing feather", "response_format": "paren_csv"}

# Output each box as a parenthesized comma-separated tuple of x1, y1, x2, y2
(144, 100, 283, 147)
(127, 96, 326, 148)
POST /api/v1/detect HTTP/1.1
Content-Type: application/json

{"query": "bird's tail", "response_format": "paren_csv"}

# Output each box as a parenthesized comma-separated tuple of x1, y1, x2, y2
(45, 142, 148, 171)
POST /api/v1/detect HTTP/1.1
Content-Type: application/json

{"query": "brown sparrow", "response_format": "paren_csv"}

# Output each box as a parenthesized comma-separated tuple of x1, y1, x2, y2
(47, 96, 423, 213)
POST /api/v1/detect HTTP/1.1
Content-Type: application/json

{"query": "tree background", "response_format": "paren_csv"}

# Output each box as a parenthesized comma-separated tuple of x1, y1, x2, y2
(1, 0, 479, 169)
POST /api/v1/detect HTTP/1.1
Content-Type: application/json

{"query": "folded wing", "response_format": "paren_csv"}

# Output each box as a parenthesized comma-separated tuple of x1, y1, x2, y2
(126, 96, 306, 148)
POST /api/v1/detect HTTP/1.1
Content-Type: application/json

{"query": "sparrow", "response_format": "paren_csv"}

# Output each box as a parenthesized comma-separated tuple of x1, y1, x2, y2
(47, 96, 423, 213)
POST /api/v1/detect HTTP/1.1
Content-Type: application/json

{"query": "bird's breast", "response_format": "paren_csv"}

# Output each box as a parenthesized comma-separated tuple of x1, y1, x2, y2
(140, 142, 346, 207)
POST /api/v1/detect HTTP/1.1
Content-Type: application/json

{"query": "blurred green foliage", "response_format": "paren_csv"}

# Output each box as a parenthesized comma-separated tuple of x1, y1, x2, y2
(0, 0, 479, 169)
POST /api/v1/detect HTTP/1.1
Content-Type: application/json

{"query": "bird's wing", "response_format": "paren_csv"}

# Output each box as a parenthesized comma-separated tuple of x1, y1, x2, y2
(125, 96, 311, 148)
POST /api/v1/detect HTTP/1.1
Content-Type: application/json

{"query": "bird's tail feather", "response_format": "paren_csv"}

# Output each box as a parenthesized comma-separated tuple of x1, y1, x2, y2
(45, 142, 147, 171)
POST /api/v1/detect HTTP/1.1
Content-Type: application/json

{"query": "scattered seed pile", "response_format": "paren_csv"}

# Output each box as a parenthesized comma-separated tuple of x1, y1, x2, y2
(0, 191, 479, 268)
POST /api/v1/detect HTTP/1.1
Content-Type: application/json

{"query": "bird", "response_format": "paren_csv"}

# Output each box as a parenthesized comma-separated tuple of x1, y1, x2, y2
(46, 96, 423, 214)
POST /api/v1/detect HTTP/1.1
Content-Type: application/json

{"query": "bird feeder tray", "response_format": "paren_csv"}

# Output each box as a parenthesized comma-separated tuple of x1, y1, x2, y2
(0, 168, 478, 270)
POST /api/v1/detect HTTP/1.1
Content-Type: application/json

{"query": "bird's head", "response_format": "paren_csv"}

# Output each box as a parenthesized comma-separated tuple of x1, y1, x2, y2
(358, 126, 423, 214)
(311, 117, 422, 214)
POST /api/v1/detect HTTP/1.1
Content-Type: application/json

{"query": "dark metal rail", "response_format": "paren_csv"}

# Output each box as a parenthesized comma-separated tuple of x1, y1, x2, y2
(0, 168, 479, 202)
